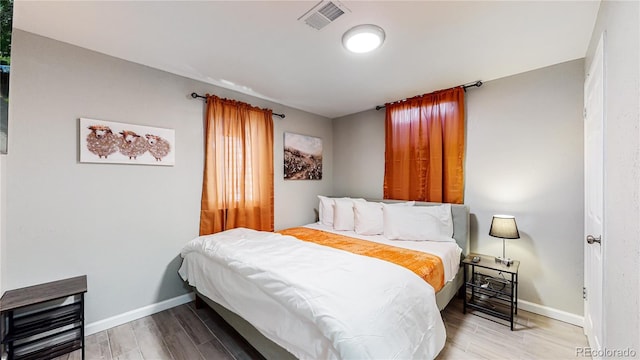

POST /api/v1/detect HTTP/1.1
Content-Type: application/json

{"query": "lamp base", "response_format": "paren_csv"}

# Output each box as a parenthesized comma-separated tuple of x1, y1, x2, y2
(495, 256, 513, 266)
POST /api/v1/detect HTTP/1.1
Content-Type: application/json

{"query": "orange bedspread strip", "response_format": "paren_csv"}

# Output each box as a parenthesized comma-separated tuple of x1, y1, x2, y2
(277, 227, 445, 292)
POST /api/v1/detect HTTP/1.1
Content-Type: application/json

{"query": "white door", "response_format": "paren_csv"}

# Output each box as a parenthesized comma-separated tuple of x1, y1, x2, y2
(584, 33, 605, 352)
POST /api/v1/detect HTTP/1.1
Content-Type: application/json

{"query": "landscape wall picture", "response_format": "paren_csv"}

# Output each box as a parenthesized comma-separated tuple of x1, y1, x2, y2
(284, 132, 322, 180)
(0, 0, 12, 154)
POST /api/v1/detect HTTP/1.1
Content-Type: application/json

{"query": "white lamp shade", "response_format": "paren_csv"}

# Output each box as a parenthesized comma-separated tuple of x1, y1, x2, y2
(489, 215, 520, 239)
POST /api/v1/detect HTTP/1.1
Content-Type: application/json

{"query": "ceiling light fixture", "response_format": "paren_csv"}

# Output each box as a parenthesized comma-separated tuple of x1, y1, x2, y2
(342, 24, 385, 53)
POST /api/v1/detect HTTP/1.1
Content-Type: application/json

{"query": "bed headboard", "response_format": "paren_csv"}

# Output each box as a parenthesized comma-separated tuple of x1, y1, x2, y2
(366, 199, 470, 256)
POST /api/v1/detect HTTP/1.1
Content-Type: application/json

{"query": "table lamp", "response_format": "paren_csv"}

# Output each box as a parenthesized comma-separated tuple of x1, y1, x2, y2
(489, 215, 520, 266)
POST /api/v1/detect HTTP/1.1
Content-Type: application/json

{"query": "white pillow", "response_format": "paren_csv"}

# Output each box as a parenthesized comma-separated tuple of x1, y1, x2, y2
(382, 204, 454, 241)
(333, 198, 367, 231)
(354, 201, 415, 235)
(318, 196, 342, 226)
(354, 201, 384, 235)
(421, 203, 454, 237)
(318, 196, 365, 228)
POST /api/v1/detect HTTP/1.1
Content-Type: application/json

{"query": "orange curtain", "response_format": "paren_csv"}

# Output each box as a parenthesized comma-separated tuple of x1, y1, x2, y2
(199, 95, 274, 235)
(383, 87, 465, 204)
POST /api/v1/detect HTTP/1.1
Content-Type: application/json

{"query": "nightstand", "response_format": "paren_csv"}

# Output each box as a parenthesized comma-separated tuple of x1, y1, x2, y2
(462, 253, 519, 330)
(0, 276, 87, 360)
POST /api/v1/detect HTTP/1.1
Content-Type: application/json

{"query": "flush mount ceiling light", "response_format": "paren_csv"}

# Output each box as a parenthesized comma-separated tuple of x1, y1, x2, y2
(342, 24, 385, 53)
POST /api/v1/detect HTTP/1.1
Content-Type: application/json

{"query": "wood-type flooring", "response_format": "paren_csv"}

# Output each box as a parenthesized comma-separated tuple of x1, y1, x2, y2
(54, 298, 589, 360)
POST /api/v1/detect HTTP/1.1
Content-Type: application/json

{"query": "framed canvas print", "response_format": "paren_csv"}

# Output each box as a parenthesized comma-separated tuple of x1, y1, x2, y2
(80, 118, 175, 166)
(284, 132, 322, 180)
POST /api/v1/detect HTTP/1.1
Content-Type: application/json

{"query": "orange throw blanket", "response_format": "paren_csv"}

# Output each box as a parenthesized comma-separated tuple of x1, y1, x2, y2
(277, 227, 445, 292)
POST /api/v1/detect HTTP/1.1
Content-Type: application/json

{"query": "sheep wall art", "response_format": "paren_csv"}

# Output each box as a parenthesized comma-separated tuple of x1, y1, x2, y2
(79, 118, 175, 166)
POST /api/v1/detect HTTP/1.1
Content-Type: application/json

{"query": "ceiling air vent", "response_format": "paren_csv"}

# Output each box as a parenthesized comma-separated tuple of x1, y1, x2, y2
(298, 1, 350, 30)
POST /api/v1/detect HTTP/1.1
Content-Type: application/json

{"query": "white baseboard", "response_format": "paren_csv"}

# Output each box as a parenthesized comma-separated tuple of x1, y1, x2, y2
(518, 299, 584, 327)
(85, 292, 195, 335)
(84, 292, 582, 335)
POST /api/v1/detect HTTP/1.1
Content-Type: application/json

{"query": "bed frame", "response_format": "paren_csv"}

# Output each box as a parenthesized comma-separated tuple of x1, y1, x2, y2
(193, 200, 470, 360)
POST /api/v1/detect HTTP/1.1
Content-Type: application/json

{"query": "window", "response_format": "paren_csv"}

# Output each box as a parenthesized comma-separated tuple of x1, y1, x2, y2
(200, 95, 274, 234)
(383, 87, 465, 204)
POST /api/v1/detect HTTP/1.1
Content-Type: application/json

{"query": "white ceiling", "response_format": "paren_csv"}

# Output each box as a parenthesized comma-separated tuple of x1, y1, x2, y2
(14, 1, 600, 118)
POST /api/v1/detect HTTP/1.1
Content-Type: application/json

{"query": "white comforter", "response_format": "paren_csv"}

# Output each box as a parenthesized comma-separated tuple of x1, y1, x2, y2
(179, 227, 447, 360)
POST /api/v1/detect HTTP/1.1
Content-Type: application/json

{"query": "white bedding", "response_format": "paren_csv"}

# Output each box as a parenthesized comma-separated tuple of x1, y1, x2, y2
(304, 223, 462, 283)
(179, 227, 447, 360)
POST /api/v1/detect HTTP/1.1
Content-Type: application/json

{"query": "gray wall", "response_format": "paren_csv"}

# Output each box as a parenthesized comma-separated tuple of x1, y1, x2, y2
(4, 30, 332, 323)
(586, 0, 640, 351)
(333, 59, 585, 315)
(332, 108, 385, 198)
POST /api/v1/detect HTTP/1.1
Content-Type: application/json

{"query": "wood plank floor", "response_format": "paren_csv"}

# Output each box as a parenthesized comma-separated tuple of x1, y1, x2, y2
(56, 297, 588, 360)
(438, 298, 589, 359)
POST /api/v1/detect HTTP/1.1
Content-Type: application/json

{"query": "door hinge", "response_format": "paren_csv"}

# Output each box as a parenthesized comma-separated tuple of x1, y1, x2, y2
(583, 286, 587, 300)
(584, 108, 587, 119)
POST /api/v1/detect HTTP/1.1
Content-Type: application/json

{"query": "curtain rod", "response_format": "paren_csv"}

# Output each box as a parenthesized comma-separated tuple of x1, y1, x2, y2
(374, 80, 483, 111)
(190, 93, 286, 119)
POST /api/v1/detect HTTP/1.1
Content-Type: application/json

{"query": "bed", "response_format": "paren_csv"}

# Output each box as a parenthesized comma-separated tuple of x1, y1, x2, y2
(179, 200, 469, 360)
